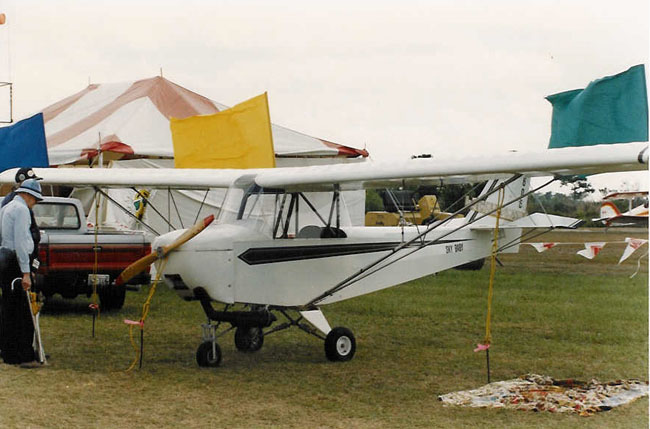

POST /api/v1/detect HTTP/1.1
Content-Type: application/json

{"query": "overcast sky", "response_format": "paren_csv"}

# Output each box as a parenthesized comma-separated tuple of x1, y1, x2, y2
(0, 0, 647, 193)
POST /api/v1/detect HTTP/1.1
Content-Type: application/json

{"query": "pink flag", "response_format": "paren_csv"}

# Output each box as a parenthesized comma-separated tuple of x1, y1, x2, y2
(618, 238, 648, 264)
(529, 242, 557, 253)
(577, 242, 606, 259)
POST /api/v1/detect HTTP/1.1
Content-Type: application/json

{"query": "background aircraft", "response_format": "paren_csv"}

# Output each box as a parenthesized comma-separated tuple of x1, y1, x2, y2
(594, 190, 648, 227)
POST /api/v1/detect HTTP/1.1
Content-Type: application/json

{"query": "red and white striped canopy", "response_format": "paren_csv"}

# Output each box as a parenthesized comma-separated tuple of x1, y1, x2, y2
(41, 76, 368, 165)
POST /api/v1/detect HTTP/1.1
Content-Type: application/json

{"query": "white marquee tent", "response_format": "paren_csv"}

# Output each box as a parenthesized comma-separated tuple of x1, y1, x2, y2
(41, 76, 368, 165)
(39, 76, 369, 231)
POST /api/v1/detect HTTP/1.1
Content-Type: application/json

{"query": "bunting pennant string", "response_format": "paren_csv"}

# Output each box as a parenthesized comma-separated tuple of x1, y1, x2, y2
(630, 251, 649, 279)
(577, 242, 607, 260)
(529, 242, 558, 253)
(618, 238, 649, 264)
(523, 238, 648, 267)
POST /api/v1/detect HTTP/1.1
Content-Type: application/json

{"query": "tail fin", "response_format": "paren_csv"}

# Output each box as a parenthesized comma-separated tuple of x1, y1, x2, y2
(468, 176, 530, 221)
(600, 201, 621, 219)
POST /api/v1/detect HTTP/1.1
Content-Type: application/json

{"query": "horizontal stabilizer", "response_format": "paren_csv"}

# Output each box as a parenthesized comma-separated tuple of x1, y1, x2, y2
(470, 213, 582, 230)
(509, 213, 583, 229)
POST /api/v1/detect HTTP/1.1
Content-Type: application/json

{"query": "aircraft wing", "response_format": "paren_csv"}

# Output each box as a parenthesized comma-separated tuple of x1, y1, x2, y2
(0, 142, 646, 191)
(601, 215, 649, 227)
(0, 166, 249, 190)
(603, 190, 649, 200)
(256, 142, 648, 191)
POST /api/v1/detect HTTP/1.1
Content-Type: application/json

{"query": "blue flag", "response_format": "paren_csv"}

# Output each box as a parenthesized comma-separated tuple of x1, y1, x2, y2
(546, 64, 649, 148)
(0, 113, 49, 172)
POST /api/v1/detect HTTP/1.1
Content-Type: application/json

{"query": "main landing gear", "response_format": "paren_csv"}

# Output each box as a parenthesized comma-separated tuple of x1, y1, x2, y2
(192, 287, 356, 367)
(324, 327, 356, 362)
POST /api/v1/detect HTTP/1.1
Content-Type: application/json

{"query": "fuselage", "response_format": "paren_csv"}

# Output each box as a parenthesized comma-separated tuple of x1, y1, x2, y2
(156, 218, 520, 307)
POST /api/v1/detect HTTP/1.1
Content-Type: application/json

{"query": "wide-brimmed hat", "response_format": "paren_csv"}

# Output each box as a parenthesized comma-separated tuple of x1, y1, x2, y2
(16, 178, 43, 201)
(14, 167, 42, 183)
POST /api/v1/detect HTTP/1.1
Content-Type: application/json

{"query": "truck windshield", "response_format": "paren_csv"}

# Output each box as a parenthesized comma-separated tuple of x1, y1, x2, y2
(33, 203, 80, 230)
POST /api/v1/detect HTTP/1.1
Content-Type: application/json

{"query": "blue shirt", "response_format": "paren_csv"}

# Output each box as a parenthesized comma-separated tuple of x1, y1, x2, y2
(0, 195, 34, 273)
(1, 190, 15, 208)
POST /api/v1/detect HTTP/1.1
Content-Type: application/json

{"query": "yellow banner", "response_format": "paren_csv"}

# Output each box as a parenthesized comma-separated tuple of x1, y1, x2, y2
(170, 92, 275, 169)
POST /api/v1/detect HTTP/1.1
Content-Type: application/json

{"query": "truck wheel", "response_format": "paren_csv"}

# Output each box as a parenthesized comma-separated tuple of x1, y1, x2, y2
(111, 283, 126, 310)
(98, 284, 114, 310)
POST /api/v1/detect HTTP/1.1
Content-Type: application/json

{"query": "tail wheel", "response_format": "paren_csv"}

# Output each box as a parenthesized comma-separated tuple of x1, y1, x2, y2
(234, 326, 264, 352)
(324, 327, 356, 362)
(196, 341, 222, 367)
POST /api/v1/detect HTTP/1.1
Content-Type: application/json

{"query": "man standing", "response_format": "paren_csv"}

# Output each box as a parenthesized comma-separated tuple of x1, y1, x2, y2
(1, 167, 41, 207)
(1, 167, 42, 259)
(0, 179, 43, 367)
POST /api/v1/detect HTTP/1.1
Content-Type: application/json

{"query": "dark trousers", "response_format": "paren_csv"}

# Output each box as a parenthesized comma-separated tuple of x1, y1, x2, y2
(0, 248, 35, 364)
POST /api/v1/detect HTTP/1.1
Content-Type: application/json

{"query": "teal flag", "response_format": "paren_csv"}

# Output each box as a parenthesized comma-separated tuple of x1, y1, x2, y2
(546, 64, 648, 148)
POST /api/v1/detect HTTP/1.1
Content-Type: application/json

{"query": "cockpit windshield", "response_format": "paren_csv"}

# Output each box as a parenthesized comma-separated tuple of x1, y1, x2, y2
(218, 176, 359, 238)
(218, 184, 280, 236)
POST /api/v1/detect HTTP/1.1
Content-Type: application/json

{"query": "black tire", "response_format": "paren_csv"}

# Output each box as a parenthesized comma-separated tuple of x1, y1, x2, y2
(234, 326, 264, 352)
(99, 282, 127, 311)
(98, 284, 113, 310)
(111, 283, 126, 310)
(196, 341, 222, 367)
(324, 327, 356, 362)
(454, 258, 486, 271)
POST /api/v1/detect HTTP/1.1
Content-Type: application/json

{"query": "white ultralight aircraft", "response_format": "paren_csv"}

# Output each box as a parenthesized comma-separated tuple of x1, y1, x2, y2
(593, 190, 649, 227)
(2, 142, 647, 367)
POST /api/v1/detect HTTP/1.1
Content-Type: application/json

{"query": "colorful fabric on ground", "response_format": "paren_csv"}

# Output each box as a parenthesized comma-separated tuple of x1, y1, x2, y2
(171, 92, 275, 169)
(438, 374, 648, 416)
(0, 113, 49, 172)
(546, 64, 648, 148)
(618, 237, 648, 264)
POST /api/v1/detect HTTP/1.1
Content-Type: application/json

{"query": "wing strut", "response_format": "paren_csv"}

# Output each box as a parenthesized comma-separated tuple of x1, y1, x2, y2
(308, 175, 557, 306)
(298, 192, 329, 226)
(129, 187, 177, 231)
(94, 187, 161, 236)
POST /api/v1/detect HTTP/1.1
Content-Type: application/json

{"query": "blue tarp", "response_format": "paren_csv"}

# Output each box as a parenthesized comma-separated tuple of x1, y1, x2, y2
(0, 113, 49, 172)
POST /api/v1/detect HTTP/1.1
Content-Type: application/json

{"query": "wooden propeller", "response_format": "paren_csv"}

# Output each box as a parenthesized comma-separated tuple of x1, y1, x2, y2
(115, 214, 215, 287)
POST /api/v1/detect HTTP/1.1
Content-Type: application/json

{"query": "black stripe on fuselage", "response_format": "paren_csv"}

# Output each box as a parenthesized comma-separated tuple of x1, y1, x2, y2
(238, 239, 471, 265)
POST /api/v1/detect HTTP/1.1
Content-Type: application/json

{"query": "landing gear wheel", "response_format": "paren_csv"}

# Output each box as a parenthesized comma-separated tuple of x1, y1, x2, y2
(196, 341, 222, 367)
(234, 326, 264, 352)
(324, 327, 356, 362)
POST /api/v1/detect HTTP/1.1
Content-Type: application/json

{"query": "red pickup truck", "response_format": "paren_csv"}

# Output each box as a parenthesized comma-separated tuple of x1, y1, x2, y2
(32, 197, 151, 310)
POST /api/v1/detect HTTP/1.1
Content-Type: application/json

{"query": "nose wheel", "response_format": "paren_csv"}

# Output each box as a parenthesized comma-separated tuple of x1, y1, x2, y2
(196, 341, 222, 367)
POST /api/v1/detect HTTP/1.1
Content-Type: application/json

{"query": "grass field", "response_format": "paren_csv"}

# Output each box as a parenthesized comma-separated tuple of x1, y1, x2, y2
(0, 228, 647, 428)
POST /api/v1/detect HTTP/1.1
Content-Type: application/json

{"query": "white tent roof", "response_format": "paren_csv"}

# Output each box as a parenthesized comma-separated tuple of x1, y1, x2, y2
(41, 76, 368, 165)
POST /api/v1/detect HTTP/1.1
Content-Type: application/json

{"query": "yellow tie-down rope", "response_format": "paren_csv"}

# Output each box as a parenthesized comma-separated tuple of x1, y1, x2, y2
(474, 187, 505, 383)
(125, 258, 167, 372)
(90, 195, 101, 331)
